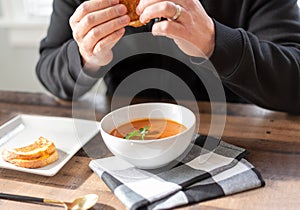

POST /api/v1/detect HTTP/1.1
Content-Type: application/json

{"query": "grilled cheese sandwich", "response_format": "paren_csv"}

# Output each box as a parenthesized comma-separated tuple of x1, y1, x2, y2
(2, 137, 59, 168)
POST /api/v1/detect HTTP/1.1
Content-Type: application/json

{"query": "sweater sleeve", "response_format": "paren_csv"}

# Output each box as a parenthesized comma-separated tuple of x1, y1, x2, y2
(210, 0, 300, 114)
(36, 0, 99, 100)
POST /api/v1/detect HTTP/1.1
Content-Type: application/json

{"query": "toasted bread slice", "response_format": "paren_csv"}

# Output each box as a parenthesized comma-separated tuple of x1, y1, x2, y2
(2, 137, 59, 168)
(2, 137, 56, 161)
(4, 150, 59, 169)
(120, 0, 143, 27)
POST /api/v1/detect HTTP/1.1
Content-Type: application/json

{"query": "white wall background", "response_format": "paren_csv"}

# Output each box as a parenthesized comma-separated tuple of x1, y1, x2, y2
(0, 0, 51, 93)
(0, 29, 43, 92)
(0, 0, 299, 94)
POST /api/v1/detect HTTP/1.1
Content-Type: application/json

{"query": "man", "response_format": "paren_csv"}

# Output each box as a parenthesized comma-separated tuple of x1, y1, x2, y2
(36, 0, 300, 113)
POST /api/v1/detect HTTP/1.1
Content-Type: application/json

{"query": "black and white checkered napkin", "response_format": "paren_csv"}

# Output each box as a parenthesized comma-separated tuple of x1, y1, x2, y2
(89, 136, 265, 210)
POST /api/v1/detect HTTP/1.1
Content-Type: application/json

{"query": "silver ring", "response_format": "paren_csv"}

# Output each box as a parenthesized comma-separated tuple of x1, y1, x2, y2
(170, 4, 182, 21)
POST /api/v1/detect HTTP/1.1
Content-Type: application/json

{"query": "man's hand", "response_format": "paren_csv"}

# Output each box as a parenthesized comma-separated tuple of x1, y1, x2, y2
(137, 0, 215, 58)
(69, 0, 130, 70)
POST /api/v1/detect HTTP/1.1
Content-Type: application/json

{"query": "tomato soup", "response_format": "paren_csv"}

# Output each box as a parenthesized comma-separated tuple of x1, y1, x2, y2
(110, 118, 186, 140)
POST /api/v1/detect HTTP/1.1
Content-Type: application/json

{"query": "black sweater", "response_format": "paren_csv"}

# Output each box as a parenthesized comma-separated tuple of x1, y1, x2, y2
(36, 0, 300, 113)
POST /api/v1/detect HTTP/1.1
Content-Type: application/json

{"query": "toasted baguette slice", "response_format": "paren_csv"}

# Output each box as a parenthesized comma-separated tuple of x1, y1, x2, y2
(1, 137, 59, 168)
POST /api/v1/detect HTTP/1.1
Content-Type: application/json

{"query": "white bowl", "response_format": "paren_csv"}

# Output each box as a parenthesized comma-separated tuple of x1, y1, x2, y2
(99, 103, 196, 169)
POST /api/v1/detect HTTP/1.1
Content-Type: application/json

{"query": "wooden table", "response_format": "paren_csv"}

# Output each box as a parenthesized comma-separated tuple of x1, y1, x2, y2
(0, 91, 299, 210)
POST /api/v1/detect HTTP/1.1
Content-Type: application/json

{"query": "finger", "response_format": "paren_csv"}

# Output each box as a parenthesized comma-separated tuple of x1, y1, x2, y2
(137, 0, 183, 15)
(152, 21, 203, 56)
(70, 0, 119, 26)
(94, 28, 125, 54)
(136, 0, 159, 15)
(139, 2, 188, 25)
(87, 28, 125, 69)
(81, 15, 130, 56)
(152, 20, 184, 39)
(74, 4, 127, 40)
(85, 28, 125, 67)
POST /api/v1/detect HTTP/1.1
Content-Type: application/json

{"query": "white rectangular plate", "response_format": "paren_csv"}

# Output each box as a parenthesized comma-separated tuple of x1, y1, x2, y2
(0, 114, 100, 176)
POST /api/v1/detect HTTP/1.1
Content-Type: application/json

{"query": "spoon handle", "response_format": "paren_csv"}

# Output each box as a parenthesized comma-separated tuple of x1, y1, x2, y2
(0, 192, 44, 203)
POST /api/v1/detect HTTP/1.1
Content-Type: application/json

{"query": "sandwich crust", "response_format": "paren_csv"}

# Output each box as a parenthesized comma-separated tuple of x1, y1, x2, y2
(3, 150, 59, 169)
(2, 137, 59, 168)
(120, 0, 143, 27)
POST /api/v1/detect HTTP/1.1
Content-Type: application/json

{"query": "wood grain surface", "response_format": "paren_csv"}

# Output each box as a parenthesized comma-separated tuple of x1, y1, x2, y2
(0, 91, 299, 210)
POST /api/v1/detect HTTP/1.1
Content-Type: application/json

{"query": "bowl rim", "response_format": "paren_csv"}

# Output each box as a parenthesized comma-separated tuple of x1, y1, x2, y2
(100, 102, 196, 143)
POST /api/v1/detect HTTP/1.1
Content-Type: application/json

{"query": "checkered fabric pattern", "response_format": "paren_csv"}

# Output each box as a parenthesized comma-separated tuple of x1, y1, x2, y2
(89, 136, 265, 210)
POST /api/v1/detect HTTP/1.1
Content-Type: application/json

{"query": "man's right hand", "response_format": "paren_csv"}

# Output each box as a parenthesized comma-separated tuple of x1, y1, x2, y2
(69, 0, 130, 71)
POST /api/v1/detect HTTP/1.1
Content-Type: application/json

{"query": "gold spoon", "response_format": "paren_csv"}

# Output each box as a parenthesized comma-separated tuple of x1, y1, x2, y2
(0, 193, 98, 210)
